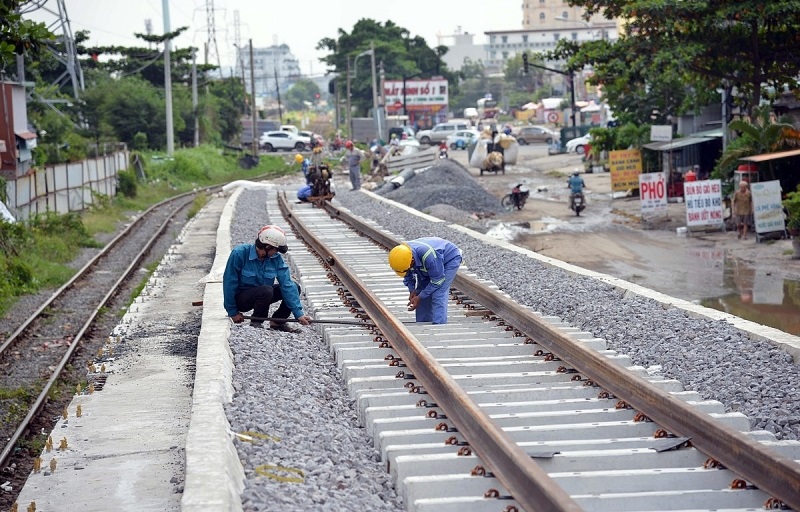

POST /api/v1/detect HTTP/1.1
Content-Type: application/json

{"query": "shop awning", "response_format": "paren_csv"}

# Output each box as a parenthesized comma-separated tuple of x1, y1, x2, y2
(642, 136, 714, 151)
(740, 148, 800, 163)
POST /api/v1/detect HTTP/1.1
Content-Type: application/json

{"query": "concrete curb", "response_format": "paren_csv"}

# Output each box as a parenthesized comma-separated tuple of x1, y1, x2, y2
(182, 188, 245, 512)
(359, 188, 800, 362)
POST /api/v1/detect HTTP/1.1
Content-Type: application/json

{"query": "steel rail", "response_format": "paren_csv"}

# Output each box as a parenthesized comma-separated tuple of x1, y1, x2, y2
(281, 193, 583, 512)
(0, 198, 192, 470)
(0, 190, 198, 357)
(320, 199, 800, 510)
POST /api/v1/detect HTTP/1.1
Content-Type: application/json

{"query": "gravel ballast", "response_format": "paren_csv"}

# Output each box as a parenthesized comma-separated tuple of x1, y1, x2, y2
(335, 161, 800, 441)
(223, 162, 799, 509)
(224, 189, 402, 512)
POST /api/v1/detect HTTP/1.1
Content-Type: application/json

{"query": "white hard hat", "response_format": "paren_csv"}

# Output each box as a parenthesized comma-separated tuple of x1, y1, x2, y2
(572, 169, 580, 175)
(519, 185, 530, 193)
(257, 225, 288, 253)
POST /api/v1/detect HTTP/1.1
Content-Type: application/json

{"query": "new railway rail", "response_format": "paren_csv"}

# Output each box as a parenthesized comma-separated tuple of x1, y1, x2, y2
(271, 189, 800, 511)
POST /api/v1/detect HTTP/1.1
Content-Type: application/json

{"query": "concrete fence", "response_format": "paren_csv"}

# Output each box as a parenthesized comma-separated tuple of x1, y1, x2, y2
(4, 150, 129, 220)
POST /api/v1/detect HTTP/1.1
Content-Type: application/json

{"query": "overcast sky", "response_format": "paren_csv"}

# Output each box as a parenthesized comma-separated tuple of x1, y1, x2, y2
(28, 0, 520, 76)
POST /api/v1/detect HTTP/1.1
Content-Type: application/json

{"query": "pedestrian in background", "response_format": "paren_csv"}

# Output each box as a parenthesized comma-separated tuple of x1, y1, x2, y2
(387, 237, 463, 324)
(342, 140, 362, 191)
(732, 180, 753, 239)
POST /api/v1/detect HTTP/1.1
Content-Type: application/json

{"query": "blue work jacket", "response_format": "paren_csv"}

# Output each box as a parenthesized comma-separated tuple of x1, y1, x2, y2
(222, 244, 304, 319)
(402, 237, 462, 300)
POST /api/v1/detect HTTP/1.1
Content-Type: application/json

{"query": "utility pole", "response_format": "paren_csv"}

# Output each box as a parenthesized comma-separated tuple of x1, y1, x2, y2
(274, 68, 283, 124)
(192, 49, 199, 147)
(369, 41, 381, 141)
(162, 0, 174, 156)
(346, 59, 352, 138)
(378, 60, 386, 141)
(249, 39, 257, 158)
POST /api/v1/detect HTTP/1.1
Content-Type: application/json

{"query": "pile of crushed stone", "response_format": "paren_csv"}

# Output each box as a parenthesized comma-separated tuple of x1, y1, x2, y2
(374, 159, 503, 215)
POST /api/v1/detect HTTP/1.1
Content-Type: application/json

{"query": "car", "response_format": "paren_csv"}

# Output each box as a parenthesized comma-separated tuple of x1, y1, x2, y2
(259, 131, 310, 152)
(445, 129, 480, 150)
(513, 125, 560, 145)
(388, 125, 415, 141)
(415, 121, 471, 145)
(299, 130, 325, 147)
(565, 133, 592, 154)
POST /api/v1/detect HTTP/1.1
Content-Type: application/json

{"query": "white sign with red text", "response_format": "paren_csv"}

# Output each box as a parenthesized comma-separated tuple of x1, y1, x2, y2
(383, 79, 449, 106)
(684, 179, 724, 228)
(638, 172, 667, 218)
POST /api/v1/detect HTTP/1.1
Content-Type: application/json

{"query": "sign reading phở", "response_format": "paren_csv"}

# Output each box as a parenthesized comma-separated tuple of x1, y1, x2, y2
(751, 180, 785, 234)
(638, 172, 667, 218)
(609, 149, 642, 192)
(684, 179, 724, 227)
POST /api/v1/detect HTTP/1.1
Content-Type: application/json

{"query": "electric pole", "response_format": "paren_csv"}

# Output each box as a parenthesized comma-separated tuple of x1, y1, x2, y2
(163, 0, 174, 156)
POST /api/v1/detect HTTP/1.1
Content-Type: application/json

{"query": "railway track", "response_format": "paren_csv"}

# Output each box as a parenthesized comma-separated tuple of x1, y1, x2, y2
(270, 188, 800, 511)
(0, 192, 197, 505)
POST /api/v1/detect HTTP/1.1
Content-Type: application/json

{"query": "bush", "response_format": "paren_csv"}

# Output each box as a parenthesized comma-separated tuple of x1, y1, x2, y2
(117, 170, 138, 198)
(784, 186, 800, 230)
(132, 132, 148, 151)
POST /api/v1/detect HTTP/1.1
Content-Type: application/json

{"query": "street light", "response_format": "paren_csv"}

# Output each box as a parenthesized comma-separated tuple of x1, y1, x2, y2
(349, 43, 383, 141)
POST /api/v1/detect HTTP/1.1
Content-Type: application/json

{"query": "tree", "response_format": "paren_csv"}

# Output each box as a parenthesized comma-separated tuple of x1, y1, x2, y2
(0, 1, 53, 71)
(550, 0, 800, 121)
(317, 19, 457, 116)
(284, 79, 321, 111)
(717, 105, 800, 179)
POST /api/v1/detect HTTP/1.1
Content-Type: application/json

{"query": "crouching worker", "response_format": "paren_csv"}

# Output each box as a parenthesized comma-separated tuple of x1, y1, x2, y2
(223, 225, 312, 332)
(388, 237, 463, 324)
(297, 184, 313, 202)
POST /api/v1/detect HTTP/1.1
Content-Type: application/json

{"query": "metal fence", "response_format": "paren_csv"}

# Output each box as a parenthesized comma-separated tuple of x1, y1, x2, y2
(4, 150, 129, 220)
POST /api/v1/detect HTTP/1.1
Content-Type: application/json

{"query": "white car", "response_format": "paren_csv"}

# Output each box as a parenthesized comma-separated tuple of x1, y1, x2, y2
(445, 129, 480, 150)
(565, 133, 592, 154)
(259, 131, 310, 152)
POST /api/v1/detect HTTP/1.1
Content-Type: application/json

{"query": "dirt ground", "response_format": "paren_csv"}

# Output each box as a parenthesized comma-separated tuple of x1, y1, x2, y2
(450, 148, 800, 302)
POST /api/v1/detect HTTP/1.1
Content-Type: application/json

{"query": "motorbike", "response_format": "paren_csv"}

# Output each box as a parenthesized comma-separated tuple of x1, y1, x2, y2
(570, 192, 586, 216)
(438, 145, 449, 159)
(501, 184, 530, 211)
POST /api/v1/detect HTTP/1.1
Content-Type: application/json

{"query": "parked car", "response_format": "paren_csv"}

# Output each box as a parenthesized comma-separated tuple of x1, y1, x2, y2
(415, 121, 471, 145)
(259, 131, 310, 152)
(299, 130, 325, 147)
(445, 129, 480, 150)
(388, 125, 415, 141)
(514, 125, 560, 145)
(565, 133, 592, 154)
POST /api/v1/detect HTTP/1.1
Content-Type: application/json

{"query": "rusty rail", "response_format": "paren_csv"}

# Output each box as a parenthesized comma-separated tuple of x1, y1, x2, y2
(281, 193, 583, 512)
(310, 196, 800, 510)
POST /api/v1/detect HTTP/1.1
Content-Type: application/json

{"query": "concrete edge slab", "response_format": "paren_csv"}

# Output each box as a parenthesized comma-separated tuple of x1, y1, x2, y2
(181, 188, 245, 512)
(359, 187, 800, 362)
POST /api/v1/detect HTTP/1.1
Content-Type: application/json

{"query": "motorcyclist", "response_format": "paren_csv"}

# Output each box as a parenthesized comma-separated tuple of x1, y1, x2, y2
(567, 170, 586, 209)
(511, 183, 529, 209)
(438, 140, 448, 159)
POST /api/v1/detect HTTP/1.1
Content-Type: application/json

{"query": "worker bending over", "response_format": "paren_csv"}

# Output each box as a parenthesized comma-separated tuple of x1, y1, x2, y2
(388, 237, 463, 324)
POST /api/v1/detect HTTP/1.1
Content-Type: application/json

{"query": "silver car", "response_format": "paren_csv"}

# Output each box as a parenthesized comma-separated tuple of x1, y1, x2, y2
(259, 131, 310, 152)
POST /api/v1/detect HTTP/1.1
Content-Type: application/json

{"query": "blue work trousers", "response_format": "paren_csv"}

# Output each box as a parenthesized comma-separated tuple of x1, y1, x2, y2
(414, 258, 461, 324)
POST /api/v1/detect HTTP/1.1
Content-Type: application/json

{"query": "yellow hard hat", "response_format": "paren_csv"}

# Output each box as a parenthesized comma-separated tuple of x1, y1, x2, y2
(294, 154, 304, 163)
(388, 244, 413, 277)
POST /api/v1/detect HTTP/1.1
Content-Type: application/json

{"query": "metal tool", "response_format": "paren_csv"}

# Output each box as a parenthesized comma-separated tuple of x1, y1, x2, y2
(241, 315, 375, 327)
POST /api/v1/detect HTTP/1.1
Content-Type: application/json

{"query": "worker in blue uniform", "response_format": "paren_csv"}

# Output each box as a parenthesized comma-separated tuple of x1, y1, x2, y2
(387, 237, 463, 324)
(223, 224, 312, 331)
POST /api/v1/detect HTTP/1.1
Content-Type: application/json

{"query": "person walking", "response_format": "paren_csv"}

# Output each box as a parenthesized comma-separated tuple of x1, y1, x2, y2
(223, 225, 312, 331)
(732, 180, 754, 239)
(387, 237, 463, 324)
(343, 140, 362, 191)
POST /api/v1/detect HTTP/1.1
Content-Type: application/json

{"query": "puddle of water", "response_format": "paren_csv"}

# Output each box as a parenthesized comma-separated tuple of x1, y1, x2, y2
(700, 258, 800, 335)
(485, 221, 548, 241)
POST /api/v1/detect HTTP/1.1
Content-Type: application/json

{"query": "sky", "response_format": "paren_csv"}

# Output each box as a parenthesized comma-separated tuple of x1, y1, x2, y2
(27, 0, 520, 77)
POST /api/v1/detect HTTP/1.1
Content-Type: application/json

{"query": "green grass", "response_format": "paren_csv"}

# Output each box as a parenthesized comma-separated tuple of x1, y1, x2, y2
(0, 145, 293, 317)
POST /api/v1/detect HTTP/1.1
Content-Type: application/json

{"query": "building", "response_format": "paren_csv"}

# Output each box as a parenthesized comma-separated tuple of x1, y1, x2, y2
(236, 44, 303, 101)
(437, 28, 486, 73)
(0, 80, 38, 180)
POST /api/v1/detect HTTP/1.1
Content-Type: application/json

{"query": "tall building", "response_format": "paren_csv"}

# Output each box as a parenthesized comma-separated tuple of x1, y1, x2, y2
(236, 44, 302, 100)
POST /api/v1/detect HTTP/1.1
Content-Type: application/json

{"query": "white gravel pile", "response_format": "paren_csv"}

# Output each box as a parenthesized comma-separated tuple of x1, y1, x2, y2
(333, 189, 800, 441)
(224, 189, 403, 512)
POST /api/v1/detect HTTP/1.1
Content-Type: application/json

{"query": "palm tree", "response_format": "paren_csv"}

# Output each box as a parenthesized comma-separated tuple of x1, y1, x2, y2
(718, 105, 800, 180)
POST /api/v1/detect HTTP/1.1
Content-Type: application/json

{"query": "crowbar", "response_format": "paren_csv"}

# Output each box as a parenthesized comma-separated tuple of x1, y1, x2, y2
(242, 315, 375, 327)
